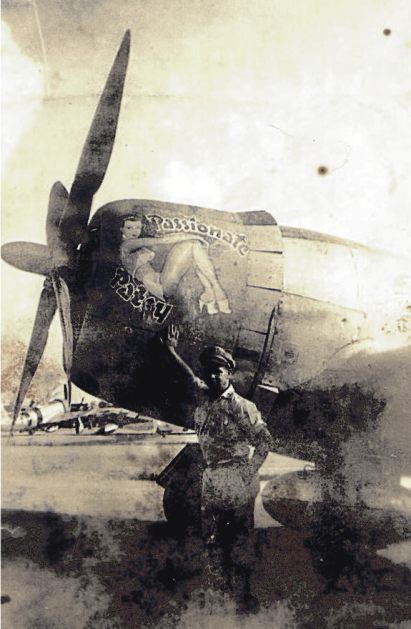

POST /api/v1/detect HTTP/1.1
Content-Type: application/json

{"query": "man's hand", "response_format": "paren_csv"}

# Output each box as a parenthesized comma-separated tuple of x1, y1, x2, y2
(158, 324, 197, 394)
(161, 324, 179, 350)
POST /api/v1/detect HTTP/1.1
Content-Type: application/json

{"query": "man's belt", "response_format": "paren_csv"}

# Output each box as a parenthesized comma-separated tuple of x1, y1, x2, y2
(207, 457, 249, 470)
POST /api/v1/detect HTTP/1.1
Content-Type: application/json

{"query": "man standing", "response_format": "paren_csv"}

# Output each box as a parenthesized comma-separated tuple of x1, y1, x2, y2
(161, 324, 273, 605)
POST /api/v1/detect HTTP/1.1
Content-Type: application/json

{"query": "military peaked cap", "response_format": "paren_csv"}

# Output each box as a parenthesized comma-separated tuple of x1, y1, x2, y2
(200, 345, 236, 371)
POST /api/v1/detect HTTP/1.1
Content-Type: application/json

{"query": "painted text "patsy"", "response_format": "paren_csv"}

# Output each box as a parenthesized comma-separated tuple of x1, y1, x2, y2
(111, 267, 173, 324)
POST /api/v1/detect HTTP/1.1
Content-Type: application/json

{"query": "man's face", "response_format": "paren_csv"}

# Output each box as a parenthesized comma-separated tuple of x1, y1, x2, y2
(203, 364, 231, 395)
(121, 219, 142, 239)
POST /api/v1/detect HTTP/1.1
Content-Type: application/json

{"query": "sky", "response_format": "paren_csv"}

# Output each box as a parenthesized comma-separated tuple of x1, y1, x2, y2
(2, 0, 411, 355)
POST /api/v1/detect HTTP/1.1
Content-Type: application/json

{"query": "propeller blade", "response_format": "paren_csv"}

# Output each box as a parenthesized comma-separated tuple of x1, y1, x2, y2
(10, 277, 57, 435)
(52, 274, 73, 406)
(73, 30, 130, 196)
(1, 182, 69, 275)
(46, 181, 69, 252)
(61, 30, 131, 253)
(1, 242, 52, 276)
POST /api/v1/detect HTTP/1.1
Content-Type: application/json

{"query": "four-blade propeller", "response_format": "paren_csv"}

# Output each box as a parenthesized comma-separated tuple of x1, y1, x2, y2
(2, 31, 130, 434)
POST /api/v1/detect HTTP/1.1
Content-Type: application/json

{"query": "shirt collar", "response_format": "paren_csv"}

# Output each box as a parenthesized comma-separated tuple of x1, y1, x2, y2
(220, 384, 235, 399)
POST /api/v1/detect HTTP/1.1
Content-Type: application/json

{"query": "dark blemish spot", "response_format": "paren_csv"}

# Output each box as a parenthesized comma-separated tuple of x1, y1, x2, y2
(383, 28, 391, 36)
(1, 596, 11, 604)
(44, 513, 76, 564)
(269, 384, 386, 462)
(317, 166, 328, 176)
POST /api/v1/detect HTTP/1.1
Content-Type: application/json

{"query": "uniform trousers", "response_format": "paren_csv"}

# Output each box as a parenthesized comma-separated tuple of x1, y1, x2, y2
(201, 461, 260, 598)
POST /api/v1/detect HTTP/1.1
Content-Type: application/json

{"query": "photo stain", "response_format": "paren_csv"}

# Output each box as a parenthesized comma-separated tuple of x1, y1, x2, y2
(317, 166, 328, 176)
(383, 28, 391, 36)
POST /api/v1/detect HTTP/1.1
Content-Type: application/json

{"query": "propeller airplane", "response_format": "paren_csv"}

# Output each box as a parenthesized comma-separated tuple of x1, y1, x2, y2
(2, 31, 410, 579)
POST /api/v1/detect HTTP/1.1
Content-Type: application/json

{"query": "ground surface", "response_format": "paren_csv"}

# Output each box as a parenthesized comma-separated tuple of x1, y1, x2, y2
(2, 431, 411, 628)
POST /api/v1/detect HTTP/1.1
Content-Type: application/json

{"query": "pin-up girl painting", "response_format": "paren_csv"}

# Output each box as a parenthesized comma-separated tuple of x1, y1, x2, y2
(120, 213, 231, 314)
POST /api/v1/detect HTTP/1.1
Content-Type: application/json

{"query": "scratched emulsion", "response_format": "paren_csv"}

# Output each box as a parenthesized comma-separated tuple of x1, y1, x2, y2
(2, 507, 410, 628)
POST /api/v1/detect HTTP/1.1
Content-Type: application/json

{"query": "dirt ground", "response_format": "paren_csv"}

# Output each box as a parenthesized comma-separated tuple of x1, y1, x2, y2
(2, 433, 411, 628)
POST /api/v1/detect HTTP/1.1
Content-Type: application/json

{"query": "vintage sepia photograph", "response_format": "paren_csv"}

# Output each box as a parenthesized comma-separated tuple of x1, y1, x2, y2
(2, 1, 411, 627)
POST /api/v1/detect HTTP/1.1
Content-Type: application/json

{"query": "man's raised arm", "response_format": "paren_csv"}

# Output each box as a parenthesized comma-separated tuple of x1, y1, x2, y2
(160, 325, 202, 390)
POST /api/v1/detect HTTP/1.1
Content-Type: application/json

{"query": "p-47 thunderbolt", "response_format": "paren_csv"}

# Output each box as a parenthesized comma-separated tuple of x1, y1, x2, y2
(2, 32, 410, 578)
